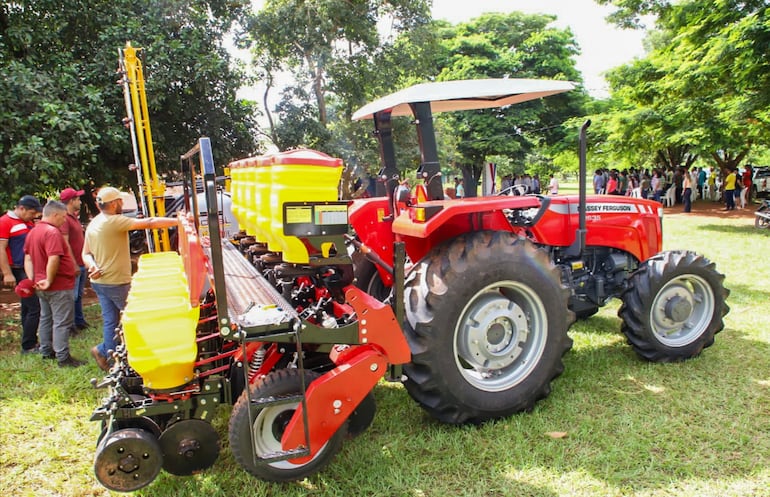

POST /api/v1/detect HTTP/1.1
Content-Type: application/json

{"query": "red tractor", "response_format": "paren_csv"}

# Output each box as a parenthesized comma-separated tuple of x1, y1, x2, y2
(90, 79, 728, 491)
(346, 78, 729, 424)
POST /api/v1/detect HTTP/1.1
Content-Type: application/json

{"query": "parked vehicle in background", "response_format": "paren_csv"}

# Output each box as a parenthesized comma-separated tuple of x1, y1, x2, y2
(756, 198, 770, 229)
(752, 166, 770, 199)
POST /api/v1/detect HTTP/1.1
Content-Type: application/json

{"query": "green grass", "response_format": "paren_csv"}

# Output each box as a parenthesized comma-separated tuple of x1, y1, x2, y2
(1, 210, 768, 497)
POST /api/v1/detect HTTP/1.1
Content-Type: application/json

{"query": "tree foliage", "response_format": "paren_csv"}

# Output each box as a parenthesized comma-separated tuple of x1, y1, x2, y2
(0, 0, 259, 209)
(244, 0, 431, 150)
(595, 0, 770, 171)
(433, 13, 587, 196)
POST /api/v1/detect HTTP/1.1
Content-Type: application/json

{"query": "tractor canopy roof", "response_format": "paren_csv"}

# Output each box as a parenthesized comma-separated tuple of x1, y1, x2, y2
(352, 78, 575, 121)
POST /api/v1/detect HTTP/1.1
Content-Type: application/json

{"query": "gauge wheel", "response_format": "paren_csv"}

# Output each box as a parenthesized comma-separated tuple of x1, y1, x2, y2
(228, 369, 347, 482)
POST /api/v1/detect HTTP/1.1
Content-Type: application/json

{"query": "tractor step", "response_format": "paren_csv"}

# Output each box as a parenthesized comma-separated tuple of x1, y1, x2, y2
(255, 447, 311, 463)
(205, 241, 298, 331)
(250, 393, 305, 409)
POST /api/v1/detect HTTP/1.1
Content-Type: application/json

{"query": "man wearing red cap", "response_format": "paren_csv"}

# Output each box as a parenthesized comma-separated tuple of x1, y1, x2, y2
(59, 187, 90, 334)
(24, 200, 84, 367)
(0, 195, 42, 354)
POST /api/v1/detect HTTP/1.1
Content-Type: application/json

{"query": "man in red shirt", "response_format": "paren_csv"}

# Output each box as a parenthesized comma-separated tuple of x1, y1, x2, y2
(59, 187, 90, 333)
(24, 200, 84, 367)
(0, 195, 42, 353)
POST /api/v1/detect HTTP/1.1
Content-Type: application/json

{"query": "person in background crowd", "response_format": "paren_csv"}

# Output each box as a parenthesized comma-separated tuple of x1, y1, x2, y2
(651, 170, 663, 202)
(59, 187, 90, 334)
(532, 174, 541, 194)
(0, 195, 42, 354)
(697, 167, 707, 199)
(454, 177, 465, 198)
(741, 165, 753, 208)
(593, 169, 604, 194)
(606, 171, 619, 195)
(24, 201, 84, 367)
(723, 167, 737, 211)
(682, 167, 693, 213)
(640, 173, 651, 199)
(548, 173, 559, 195)
(83, 187, 179, 371)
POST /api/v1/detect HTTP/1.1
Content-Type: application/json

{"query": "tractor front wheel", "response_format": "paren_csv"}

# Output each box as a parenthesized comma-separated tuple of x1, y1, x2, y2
(228, 369, 347, 482)
(619, 250, 729, 362)
(403, 232, 574, 424)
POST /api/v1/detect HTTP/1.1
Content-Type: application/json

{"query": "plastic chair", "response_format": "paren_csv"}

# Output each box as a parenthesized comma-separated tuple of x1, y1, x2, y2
(662, 187, 676, 207)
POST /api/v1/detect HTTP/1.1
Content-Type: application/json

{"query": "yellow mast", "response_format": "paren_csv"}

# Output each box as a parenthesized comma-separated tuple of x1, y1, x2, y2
(119, 42, 171, 252)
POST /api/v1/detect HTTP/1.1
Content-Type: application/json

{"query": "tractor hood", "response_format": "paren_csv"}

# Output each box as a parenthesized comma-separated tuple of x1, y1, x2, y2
(352, 78, 575, 120)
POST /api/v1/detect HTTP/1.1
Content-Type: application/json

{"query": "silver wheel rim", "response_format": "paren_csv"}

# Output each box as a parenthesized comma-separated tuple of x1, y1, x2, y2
(649, 274, 715, 347)
(252, 402, 328, 469)
(454, 281, 548, 392)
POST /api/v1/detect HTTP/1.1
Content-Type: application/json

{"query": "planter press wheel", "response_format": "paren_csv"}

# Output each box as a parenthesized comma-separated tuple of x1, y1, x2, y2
(94, 428, 163, 492)
(228, 369, 348, 482)
(158, 419, 220, 476)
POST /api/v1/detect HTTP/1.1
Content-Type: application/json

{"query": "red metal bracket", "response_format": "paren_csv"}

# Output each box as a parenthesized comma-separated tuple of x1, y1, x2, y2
(343, 286, 411, 365)
(281, 346, 387, 463)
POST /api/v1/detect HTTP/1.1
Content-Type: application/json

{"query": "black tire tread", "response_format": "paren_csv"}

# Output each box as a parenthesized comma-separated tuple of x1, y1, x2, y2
(618, 250, 729, 362)
(402, 231, 574, 424)
(228, 369, 347, 482)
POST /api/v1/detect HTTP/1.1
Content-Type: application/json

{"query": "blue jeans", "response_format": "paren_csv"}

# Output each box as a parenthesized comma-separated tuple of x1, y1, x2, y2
(73, 265, 87, 327)
(37, 288, 75, 361)
(725, 189, 735, 210)
(92, 282, 130, 358)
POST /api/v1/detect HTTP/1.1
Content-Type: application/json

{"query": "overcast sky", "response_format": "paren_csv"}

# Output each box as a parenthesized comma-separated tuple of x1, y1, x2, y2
(430, 0, 649, 98)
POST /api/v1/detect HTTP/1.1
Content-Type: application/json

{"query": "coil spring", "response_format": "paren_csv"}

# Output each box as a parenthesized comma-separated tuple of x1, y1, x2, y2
(248, 347, 266, 382)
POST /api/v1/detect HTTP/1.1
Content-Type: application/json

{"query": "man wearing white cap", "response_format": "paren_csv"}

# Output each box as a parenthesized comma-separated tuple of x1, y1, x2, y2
(59, 187, 89, 334)
(82, 186, 178, 371)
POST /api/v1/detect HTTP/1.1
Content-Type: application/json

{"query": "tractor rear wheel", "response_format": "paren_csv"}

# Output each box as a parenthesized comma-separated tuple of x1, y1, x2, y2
(228, 369, 347, 482)
(619, 250, 729, 362)
(403, 231, 574, 424)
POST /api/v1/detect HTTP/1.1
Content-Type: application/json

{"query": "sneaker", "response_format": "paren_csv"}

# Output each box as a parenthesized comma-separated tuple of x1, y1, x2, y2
(21, 345, 40, 355)
(41, 353, 55, 360)
(91, 346, 109, 372)
(75, 322, 90, 331)
(58, 356, 85, 368)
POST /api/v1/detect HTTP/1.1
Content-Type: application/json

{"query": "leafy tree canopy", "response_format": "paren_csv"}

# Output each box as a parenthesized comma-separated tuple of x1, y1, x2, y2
(433, 12, 588, 195)
(0, 0, 259, 209)
(596, 0, 769, 172)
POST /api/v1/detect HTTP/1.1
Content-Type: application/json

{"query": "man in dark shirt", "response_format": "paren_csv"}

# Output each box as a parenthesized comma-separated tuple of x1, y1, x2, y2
(0, 195, 42, 353)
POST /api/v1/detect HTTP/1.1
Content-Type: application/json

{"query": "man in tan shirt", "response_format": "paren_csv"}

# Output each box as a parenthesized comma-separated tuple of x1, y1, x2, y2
(83, 187, 177, 371)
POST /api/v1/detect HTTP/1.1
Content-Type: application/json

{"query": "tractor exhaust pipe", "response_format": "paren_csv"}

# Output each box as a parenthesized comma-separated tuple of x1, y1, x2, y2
(578, 120, 590, 233)
(566, 120, 590, 258)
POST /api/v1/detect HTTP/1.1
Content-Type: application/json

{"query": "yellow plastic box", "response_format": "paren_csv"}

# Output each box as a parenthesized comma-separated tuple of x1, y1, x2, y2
(267, 149, 343, 263)
(122, 294, 199, 390)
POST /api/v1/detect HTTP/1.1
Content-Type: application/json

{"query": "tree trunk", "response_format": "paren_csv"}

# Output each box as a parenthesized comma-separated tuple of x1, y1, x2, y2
(711, 148, 749, 172)
(262, 72, 279, 147)
(305, 51, 327, 126)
